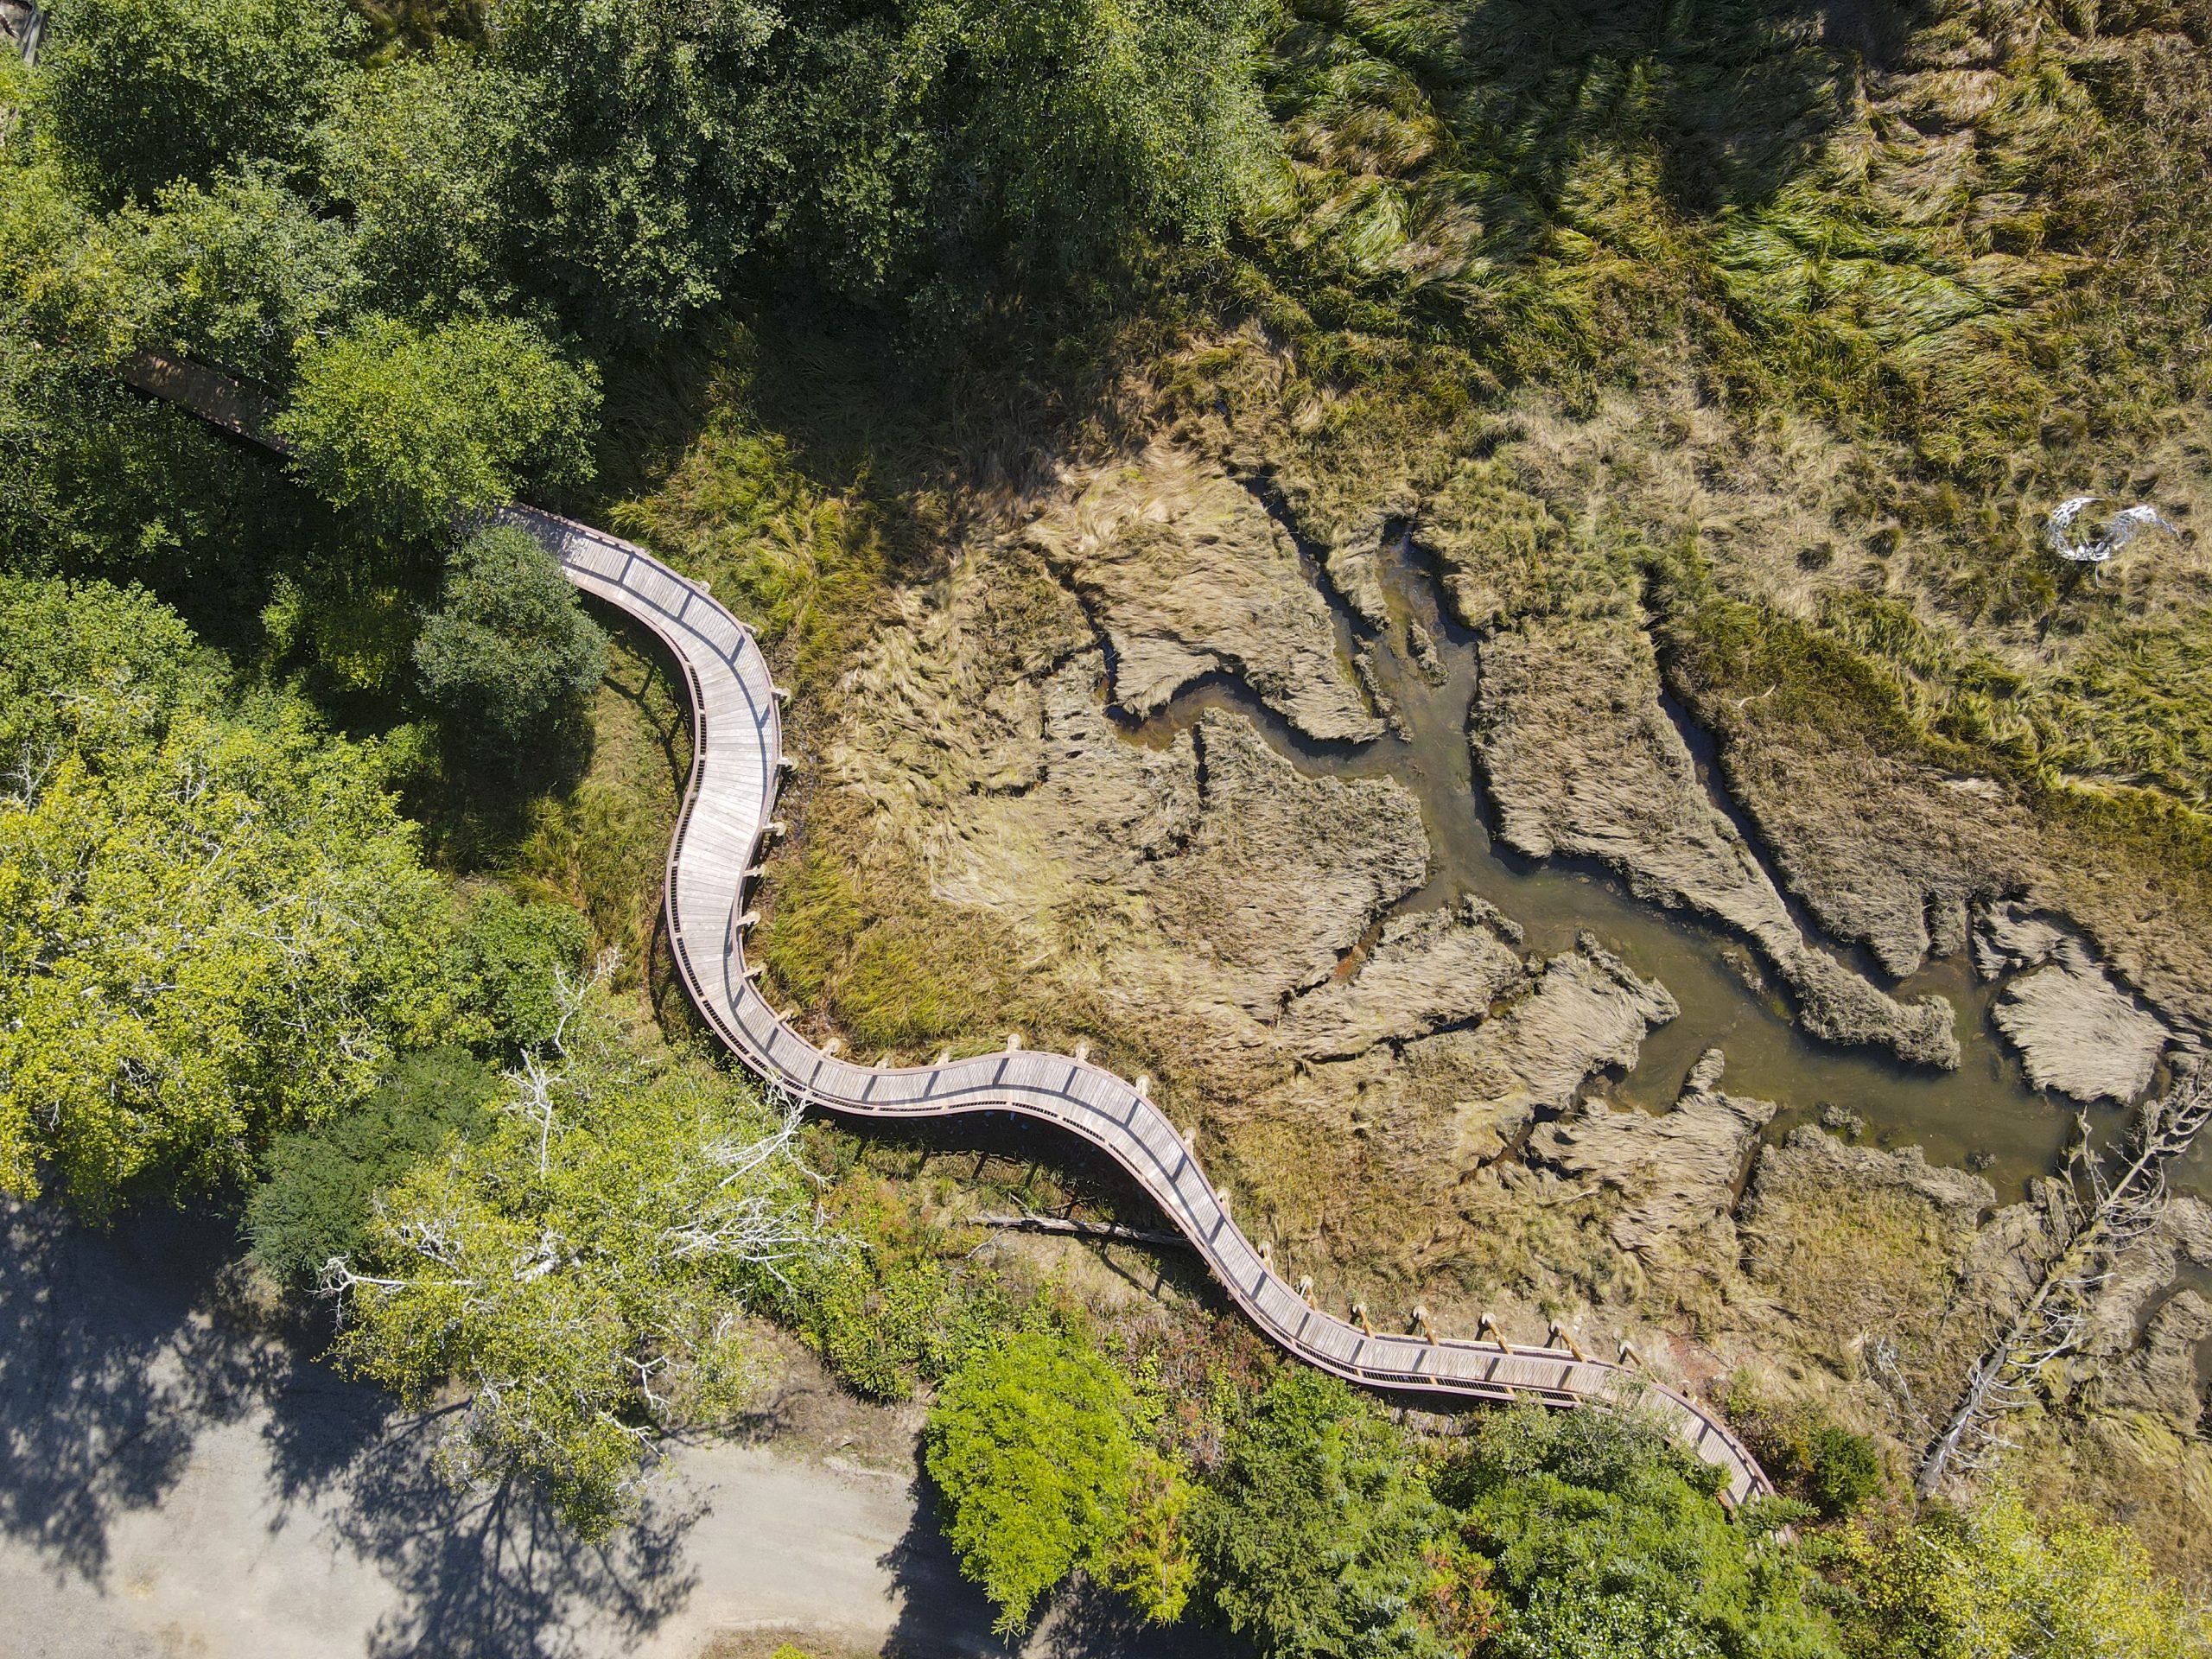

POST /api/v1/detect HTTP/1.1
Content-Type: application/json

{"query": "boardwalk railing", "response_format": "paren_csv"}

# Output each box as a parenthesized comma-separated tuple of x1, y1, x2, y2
(132, 353, 1775, 1505)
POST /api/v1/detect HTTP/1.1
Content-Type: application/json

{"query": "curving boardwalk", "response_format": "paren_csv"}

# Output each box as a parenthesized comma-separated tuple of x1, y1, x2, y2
(130, 352, 1773, 1505)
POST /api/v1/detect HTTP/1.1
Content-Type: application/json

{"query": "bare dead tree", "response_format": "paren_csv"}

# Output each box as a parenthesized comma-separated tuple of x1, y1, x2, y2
(1917, 1059, 2210, 1497)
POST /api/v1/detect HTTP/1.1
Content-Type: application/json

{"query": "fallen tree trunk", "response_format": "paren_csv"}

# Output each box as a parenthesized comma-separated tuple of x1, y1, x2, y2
(1917, 1060, 2209, 1496)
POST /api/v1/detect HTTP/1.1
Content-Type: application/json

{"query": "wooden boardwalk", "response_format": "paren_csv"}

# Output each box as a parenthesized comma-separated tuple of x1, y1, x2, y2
(136, 355, 1773, 1504)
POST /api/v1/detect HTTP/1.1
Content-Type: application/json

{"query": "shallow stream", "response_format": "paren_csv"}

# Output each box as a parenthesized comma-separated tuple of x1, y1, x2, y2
(1117, 531, 2174, 1203)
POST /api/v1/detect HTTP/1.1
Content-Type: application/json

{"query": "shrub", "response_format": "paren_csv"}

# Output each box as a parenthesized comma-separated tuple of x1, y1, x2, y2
(413, 524, 607, 757)
(924, 1327, 1139, 1634)
(245, 1045, 499, 1289)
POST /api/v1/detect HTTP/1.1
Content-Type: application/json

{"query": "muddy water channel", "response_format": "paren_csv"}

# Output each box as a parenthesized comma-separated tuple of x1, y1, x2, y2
(1122, 536, 2120, 1200)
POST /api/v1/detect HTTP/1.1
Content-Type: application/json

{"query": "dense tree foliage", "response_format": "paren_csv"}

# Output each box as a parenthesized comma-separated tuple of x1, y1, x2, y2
(924, 1326, 1141, 1633)
(1831, 1487, 2209, 1659)
(0, 575, 453, 1217)
(413, 523, 607, 754)
(314, 46, 521, 317)
(326, 988, 839, 1537)
(1189, 1368, 1489, 1659)
(766, 0, 1274, 308)
(1446, 1408, 1838, 1659)
(37, 0, 360, 204)
(245, 1044, 501, 1287)
(276, 315, 600, 539)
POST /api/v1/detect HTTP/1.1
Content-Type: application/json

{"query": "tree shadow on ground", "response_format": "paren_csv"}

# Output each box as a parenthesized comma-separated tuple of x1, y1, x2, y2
(0, 1201, 295, 1586)
(879, 1471, 1247, 1659)
(321, 1414, 703, 1659)
(0, 1199, 702, 1655)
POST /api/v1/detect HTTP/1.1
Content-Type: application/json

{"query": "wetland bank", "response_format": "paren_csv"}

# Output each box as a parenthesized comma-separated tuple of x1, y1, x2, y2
(746, 401, 2212, 1578)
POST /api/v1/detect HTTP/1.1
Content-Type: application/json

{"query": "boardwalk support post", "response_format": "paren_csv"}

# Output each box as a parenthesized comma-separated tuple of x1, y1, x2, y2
(1073, 1040, 1089, 1064)
(1258, 1240, 1274, 1270)
(1412, 1305, 1437, 1344)
(1134, 1074, 1150, 1099)
(1548, 1321, 1588, 1362)
(1478, 1312, 1508, 1351)
(1297, 1274, 1317, 1309)
(1351, 1300, 1374, 1336)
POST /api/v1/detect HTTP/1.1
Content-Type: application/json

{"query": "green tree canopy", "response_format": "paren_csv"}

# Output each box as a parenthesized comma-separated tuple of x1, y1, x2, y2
(0, 575, 454, 1217)
(275, 315, 599, 538)
(315, 48, 523, 317)
(105, 167, 363, 383)
(1834, 1486, 2211, 1659)
(1445, 1407, 1840, 1659)
(923, 1325, 1140, 1634)
(245, 1044, 501, 1289)
(1188, 1367, 1488, 1659)
(412, 523, 607, 755)
(38, 0, 363, 204)
(327, 992, 840, 1538)
(490, 0, 781, 336)
(766, 0, 1277, 306)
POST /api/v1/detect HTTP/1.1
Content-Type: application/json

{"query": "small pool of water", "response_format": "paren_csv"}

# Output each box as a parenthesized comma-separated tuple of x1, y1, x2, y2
(1116, 531, 2146, 1202)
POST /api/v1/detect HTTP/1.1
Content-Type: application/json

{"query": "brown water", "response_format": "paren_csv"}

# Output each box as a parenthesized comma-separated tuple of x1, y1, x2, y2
(1117, 531, 2145, 1201)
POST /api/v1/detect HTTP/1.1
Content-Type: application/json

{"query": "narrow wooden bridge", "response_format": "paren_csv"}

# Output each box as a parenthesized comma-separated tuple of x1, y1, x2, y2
(129, 353, 1774, 1505)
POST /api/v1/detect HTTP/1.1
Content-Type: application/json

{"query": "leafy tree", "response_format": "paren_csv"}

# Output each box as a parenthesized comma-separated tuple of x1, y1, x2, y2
(106, 166, 363, 383)
(489, 0, 782, 336)
(769, 0, 1277, 305)
(37, 0, 363, 203)
(911, 0, 1274, 280)
(1832, 1486, 2210, 1659)
(412, 523, 607, 754)
(1188, 1368, 1491, 1659)
(1097, 1445, 1199, 1626)
(275, 315, 599, 539)
(246, 1045, 500, 1288)
(0, 569, 209, 746)
(315, 48, 524, 316)
(0, 575, 454, 1218)
(0, 170, 346, 588)
(442, 885, 593, 1053)
(923, 1326, 1140, 1634)
(1445, 1407, 1840, 1659)
(326, 988, 838, 1538)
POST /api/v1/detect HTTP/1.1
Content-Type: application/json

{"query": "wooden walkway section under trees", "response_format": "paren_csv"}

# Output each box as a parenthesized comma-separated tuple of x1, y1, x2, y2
(135, 355, 1775, 1506)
